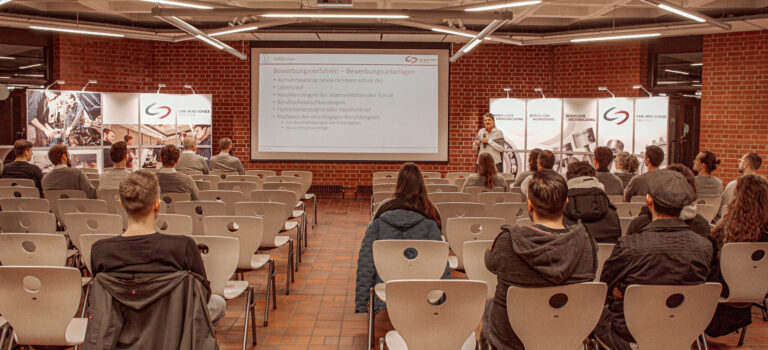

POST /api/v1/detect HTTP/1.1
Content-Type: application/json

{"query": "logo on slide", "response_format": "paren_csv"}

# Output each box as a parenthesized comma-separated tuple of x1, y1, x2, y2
(405, 56, 418, 64)
(603, 107, 630, 125)
(145, 103, 172, 120)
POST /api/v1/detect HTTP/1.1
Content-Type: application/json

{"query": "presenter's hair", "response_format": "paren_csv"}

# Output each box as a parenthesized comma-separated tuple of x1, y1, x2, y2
(182, 135, 196, 150)
(119, 170, 160, 219)
(645, 145, 664, 167)
(48, 144, 69, 165)
(528, 149, 542, 172)
(538, 150, 555, 170)
(110, 141, 128, 163)
(388, 163, 441, 227)
(615, 152, 639, 174)
(13, 139, 33, 158)
(594, 146, 615, 169)
(566, 161, 596, 180)
(482, 113, 495, 121)
(527, 169, 568, 220)
(219, 137, 233, 151)
(160, 145, 181, 167)
(477, 153, 498, 189)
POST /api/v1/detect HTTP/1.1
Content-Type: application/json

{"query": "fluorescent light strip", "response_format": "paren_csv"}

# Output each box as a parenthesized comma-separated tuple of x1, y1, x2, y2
(0, 56, 15, 60)
(141, 0, 213, 10)
(462, 39, 483, 53)
(465, 0, 542, 12)
(261, 13, 409, 19)
(431, 27, 476, 38)
(0, 0, 12, 6)
(18, 74, 44, 78)
(690, 62, 703, 66)
(18, 63, 41, 70)
(29, 25, 125, 37)
(657, 4, 705, 23)
(571, 33, 660, 42)
(657, 80, 690, 85)
(210, 26, 259, 36)
(195, 35, 223, 49)
(665, 69, 689, 75)
(0, 76, 11, 79)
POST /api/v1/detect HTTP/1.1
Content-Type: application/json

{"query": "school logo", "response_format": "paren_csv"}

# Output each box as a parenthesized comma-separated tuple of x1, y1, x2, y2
(145, 103, 172, 120)
(405, 56, 418, 64)
(603, 107, 630, 125)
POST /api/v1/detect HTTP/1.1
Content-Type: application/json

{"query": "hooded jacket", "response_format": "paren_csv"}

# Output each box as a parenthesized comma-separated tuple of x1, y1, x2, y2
(82, 271, 218, 350)
(355, 208, 448, 313)
(563, 176, 621, 243)
(484, 223, 597, 350)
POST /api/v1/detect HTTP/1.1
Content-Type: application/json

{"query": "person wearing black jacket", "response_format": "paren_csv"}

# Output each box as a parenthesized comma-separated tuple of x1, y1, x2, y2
(594, 169, 713, 350)
(562, 161, 621, 243)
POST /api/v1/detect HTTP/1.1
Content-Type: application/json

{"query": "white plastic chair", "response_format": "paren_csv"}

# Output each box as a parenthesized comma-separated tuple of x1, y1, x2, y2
(697, 195, 722, 211)
(435, 203, 487, 231)
(490, 202, 528, 226)
(199, 190, 244, 215)
(227, 175, 265, 185)
(445, 217, 505, 271)
(45, 189, 87, 222)
(251, 190, 305, 259)
(620, 217, 633, 236)
(630, 195, 646, 203)
(428, 192, 472, 204)
(372, 171, 398, 179)
(64, 213, 123, 252)
(0, 266, 87, 347)
(244, 170, 277, 179)
(282, 170, 317, 229)
(463, 186, 505, 202)
(718, 242, 768, 345)
(697, 204, 717, 222)
(506, 282, 607, 350)
(607, 194, 624, 204)
(0, 211, 57, 233)
(0, 233, 68, 266)
(382, 280, 487, 350)
(79, 234, 119, 273)
(373, 183, 396, 193)
(595, 243, 615, 282)
(159, 192, 191, 214)
(615, 203, 645, 217)
(477, 192, 524, 213)
(516, 218, 533, 227)
(155, 214, 193, 236)
(191, 175, 222, 190)
(426, 184, 459, 194)
(0, 178, 36, 188)
(0, 198, 50, 212)
(0, 186, 40, 199)
(421, 171, 442, 179)
(624, 283, 722, 350)
(57, 199, 109, 226)
(194, 180, 211, 191)
(219, 181, 262, 196)
(424, 178, 450, 185)
(446, 172, 472, 187)
(373, 177, 397, 185)
(175, 201, 227, 235)
(463, 240, 497, 300)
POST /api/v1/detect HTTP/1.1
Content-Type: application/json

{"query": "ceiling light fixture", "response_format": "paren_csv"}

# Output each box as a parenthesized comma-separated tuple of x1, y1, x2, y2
(665, 69, 689, 75)
(657, 4, 705, 22)
(657, 81, 690, 85)
(465, 0, 542, 12)
(29, 25, 125, 38)
(462, 39, 483, 53)
(18, 63, 42, 70)
(209, 25, 259, 36)
(195, 35, 224, 49)
(0, 76, 11, 79)
(571, 33, 660, 42)
(0, 0, 12, 6)
(141, 0, 213, 10)
(261, 13, 408, 19)
(431, 27, 477, 38)
(18, 74, 44, 78)
(0, 56, 15, 60)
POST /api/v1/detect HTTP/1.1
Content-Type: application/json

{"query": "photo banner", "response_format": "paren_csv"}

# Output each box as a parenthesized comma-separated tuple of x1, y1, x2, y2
(561, 98, 598, 171)
(634, 96, 670, 169)
(26, 90, 103, 147)
(597, 98, 635, 155)
(489, 98, 526, 176)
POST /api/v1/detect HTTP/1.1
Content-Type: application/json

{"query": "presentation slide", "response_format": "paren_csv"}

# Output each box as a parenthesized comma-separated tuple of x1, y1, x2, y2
(251, 47, 449, 162)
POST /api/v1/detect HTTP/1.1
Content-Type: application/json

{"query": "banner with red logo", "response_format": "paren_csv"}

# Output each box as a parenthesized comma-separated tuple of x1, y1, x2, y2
(634, 96, 669, 168)
(489, 98, 526, 176)
(597, 98, 634, 155)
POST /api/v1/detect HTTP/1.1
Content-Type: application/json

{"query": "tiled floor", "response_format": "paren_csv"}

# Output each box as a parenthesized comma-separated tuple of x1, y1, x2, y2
(215, 198, 768, 350)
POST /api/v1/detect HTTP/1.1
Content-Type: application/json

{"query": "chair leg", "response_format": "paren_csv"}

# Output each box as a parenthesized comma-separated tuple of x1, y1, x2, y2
(80, 281, 92, 318)
(6, 331, 14, 350)
(303, 210, 308, 248)
(263, 259, 274, 326)
(368, 287, 375, 350)
(0, 325, 8, 350)
(271, 260, 277, 310)
(250, 286, 257, 345)
(738, 325, 747, 346)
(312, 195, 317, 229)
(242, 286, 254, 350)
(701, 334, 709, 350)
(296, 220, 302, 265)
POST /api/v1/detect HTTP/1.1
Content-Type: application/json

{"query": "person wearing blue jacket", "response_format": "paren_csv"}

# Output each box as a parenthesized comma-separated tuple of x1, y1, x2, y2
(355, 163, 449, 314)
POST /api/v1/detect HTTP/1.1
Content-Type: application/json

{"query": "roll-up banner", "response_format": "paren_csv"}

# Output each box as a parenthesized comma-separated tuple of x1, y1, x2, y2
(634, 96, 669, 171)
(562, 98, 598, 172)
(597, 97, 634, 156)
(527, 98, 563, 173)
(489, 98, 526, 176)
(139, 93, 214, 162)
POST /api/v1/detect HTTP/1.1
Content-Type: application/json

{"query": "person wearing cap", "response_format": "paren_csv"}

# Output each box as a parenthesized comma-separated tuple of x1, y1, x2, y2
(593, 169, 713, 350)
(622, 145, 664, 202)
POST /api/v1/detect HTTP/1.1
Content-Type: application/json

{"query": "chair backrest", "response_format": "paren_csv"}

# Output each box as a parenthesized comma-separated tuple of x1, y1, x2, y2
(489, 202, 527, 226)
(0, 178, 36, 187)
(455, 178, 467, 188)
(172, 201, 227, 235)
(63, 213, 123, 251)
(463, 186, 505, 201)
(424, 178, 449, 185)
(697, 195, 722, 210)
(372, 183, 396, 193)
(96, 188, 120, 213)
(421, 171, 442, 179)
(86, 173, 100, 180)
(262, 182, 304, 203)
(372, 240, 449, 282)
(619, 217, 633, 236)
(194, 180, 211, 191)
(178, 170, 203, 176)
(218, 181, 262, 198)
(57, 199, 109, 226)
(0, 211, 57, 233)
(372, 171, 398, 179)
(44, 189, 86, 220)
(435, 203, 486, 227)
(595, 243, 615, 282)
(191, 174, 222, 189)
(198, 190, 244, 215)
(0, 198, 50, 212)
(426, 184, 459, 194)
(203, 216, 264, 269)
(281, 171, 312, 192)
(159, 192, 191, 214)
(614, 203, 645, 217)
(719, 242, 768, 302)
(155, 214, 193, 236)
(79, 234, 119, 273)
(445, 217, 505, 271)
(0, 186, 40, 199)
(386, 280, 487, 350)
(624, 283, 722, 350)
(697, 204, 717, 222)
(516, 218, 533, 227)
(477, 192, 524, 213)
(607, 194, 624, 204)
(630, 195, 646, 203)
(463, 240, 497, 300)
(506, 282, 608, 350)
(251, 190, 298, 220)
(372, 177, 397, 185)
(428, 192, 472, 204)
(244, 169, 277, 179)
(0, 266, 83, 346)
(191, 236, 239, 296)
(0, 233, 68, 266)
(234, 202, 288, 249)
(445, 172, 472, 187)
(227, 175, 265, 186)
(210, 170, 239, 180)
(372, 191, 394, 205)
(81, 168, 98, 174)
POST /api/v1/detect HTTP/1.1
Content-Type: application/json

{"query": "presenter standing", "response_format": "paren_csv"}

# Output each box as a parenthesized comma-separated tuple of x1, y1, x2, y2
(473, 113, 505, 172)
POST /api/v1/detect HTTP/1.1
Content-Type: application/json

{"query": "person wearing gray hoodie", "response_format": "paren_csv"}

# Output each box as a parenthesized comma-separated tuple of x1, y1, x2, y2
(482, 170, 598, 350)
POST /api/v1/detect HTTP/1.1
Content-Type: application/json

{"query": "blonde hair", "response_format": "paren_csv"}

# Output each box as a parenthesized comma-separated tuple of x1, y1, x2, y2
(182, 135, 196, 150)
(119, 170, 160, 219)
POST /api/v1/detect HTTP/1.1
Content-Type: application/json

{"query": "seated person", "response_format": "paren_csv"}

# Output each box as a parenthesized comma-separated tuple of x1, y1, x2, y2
(593, 146, 624, 195)
(1, 139, 44, 191)
(693, 150, 723, 197)
(176, 135, 209, 174)
(706, 174, 768, 337)
(512, 148, 541, 187)
(613, 151, 639, 189)
(562, 161, 621, 243)
(157, 145, 200, 200)
(623, 145, 664, 202)
(625, 164, 711, 237)
(720, 152, 762, 218)
(210, 137, 244, 175)
(41, 144, 96, 198)
(89, 171, 225, 333)
(594, 169, 713, 350)
(355, 162, 448, 314)
(520, 150, 557, 196)
(483, 170, 597, 350)
(461, 153, 507, 192)
(99, 141, 132, 190)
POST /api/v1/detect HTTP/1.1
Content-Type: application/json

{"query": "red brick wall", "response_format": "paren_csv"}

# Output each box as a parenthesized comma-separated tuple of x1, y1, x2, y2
(700, 30, 768, 184)
(53, 35, 651, 185)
